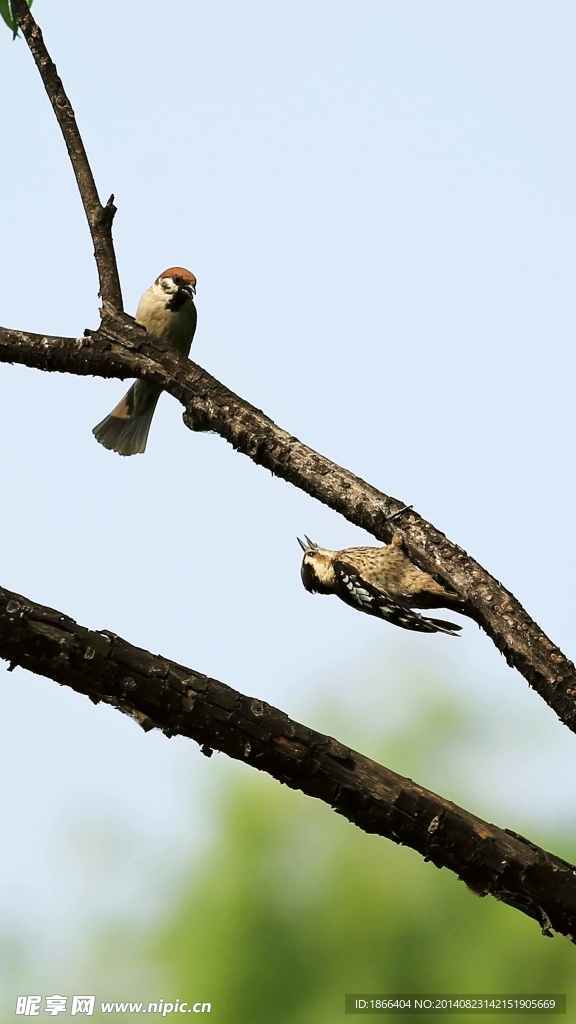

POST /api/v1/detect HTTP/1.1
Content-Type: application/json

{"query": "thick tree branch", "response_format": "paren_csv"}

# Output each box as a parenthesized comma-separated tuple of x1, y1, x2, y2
(1, 320, 575, 736)
(11, 0, 123, 310)
(0, 583, 574, 943)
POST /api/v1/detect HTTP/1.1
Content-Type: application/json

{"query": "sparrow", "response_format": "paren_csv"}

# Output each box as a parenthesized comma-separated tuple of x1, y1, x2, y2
(298, 533, 467, 635)
(93, 267, 197, 455)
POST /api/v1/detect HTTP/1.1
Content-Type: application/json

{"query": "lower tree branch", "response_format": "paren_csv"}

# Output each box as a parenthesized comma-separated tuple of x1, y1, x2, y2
(1, 319, 575, 736)
(0, 582, 574, 943)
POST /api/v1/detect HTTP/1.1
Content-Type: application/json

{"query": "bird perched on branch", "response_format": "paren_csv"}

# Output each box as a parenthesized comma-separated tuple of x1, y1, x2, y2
(93, 267, 197, 455)
(298, 532, 466, 635)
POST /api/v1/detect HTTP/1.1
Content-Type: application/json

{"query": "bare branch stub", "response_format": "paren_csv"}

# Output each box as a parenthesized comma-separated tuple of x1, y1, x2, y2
(11, 0, 123, 311)
(0, 582, 574, 943)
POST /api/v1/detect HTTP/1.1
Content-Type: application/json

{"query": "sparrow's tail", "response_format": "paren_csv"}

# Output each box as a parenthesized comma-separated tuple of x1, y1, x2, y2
(92, 382, 161, 456)
(426, 616, 462, 635)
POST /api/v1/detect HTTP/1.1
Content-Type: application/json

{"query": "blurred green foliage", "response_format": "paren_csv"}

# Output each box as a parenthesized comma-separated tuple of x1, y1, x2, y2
(2, 686, 574, 1023)
(147, 765, 576, 1022)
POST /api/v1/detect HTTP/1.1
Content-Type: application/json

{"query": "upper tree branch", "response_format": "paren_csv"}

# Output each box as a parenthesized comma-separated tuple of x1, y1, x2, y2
(11, 0, 123, 310)
(1, 320, 575, 736)
(0, 582, 574, 944)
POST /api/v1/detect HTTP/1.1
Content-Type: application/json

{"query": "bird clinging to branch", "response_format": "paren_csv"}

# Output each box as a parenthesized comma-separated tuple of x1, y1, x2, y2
(298, 532, 468, 635)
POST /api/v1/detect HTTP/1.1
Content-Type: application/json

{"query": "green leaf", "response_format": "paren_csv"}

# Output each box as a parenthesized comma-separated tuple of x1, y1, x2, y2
(0, 1, 14, 33)
(1, 0, 33, 39)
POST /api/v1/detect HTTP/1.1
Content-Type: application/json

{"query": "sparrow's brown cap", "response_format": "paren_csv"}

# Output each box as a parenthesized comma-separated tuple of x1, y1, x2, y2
(157, 267, 197, 286)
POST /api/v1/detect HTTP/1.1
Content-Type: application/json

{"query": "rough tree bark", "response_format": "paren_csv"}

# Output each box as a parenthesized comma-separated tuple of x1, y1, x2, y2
(2, 582, 575, 943)
(2, 0, 575, 944)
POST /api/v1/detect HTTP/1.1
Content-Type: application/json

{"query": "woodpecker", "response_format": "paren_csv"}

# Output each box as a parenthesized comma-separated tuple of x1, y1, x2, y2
(93, 267, 197, 455)
(298, 533, 466, 635)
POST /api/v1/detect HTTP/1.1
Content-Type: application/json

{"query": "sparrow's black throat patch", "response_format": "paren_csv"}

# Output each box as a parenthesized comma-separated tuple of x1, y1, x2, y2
(166, 286, 193, 312)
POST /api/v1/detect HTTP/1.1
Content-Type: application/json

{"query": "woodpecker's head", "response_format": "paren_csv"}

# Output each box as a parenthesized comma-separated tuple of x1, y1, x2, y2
(154, 267, 197, 311)
(297, 536, 336, 594)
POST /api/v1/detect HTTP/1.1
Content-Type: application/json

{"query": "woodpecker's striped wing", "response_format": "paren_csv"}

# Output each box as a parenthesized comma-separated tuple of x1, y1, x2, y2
(333, 561, 461, 635)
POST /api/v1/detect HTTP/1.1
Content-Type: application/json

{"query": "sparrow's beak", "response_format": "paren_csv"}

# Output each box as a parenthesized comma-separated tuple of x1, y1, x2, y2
(297, 536, 308, 552)
(182, 283, 196, 298)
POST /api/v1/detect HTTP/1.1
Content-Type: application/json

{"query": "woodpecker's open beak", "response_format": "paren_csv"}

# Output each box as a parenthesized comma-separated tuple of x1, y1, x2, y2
(297, 535, 318, 552)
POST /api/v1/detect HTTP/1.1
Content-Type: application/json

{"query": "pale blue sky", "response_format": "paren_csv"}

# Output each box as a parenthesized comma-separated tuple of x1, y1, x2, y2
(1, 0, 576, 994)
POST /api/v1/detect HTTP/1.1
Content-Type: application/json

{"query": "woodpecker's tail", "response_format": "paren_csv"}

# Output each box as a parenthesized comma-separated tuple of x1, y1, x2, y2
(92, 382, 161, 456)
(426, 616, 462, 635)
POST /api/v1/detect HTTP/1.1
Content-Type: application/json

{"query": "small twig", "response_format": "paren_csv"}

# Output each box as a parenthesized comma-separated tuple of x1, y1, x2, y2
(385, 503, 413, 522)
(11, 0, 123, 311)
(0, 582, 574, 943)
